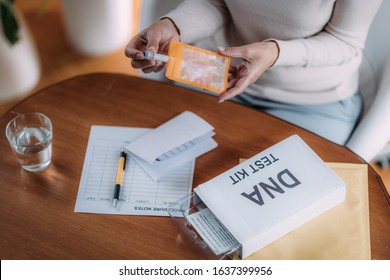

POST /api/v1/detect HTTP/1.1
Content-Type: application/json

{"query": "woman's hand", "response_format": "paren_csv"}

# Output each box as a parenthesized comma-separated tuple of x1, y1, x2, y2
(217, 41, 279, 102)
(124, 18, 180, 73)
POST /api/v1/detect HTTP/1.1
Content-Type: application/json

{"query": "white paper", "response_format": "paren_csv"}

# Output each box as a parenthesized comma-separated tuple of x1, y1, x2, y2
(131, 137, 217, 181)
(187, 208, 239, 255)
(125, 111, 217, 180)
(74, 126, 194, 216)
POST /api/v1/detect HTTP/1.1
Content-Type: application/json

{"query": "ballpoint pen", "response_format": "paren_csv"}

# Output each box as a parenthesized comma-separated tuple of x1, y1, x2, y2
(113, 149, 127, 208)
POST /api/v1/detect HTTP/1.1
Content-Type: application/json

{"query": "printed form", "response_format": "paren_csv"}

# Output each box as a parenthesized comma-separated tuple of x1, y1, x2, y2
(74, 125, 194, 216)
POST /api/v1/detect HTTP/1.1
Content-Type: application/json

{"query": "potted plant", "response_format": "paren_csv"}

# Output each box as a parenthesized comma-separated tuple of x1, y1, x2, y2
(0, 0, 40, 102)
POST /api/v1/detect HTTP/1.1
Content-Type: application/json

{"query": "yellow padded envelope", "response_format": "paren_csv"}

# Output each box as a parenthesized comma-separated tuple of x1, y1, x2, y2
(243, 162, 370, 260)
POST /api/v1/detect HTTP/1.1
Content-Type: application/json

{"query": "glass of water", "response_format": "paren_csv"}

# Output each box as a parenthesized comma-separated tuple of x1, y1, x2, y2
(5, 112, 53, 172)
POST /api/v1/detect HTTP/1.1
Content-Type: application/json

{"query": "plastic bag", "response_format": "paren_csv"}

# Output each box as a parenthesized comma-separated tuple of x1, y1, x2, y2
(144, 41, 230, 93)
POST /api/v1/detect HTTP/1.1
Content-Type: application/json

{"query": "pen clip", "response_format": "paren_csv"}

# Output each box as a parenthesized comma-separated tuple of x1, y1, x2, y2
(121, 150, 127, 170)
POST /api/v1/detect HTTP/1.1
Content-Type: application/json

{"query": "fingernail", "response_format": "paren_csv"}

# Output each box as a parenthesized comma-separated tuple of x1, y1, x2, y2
(218, 46, 226, 52)
(148, 46, 157, 53)
(136, 53, 143, 59)
(217, 98, 225, 103)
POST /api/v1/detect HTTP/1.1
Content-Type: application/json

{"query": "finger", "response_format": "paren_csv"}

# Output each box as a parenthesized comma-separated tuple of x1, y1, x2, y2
(218, 46, 249, 60)
(227, 78, 238, 89)
(217, 86, 242, 103)
(131, 58, 156, 69)
(228, 65, 238, 75)
(142, 65, 161, 74)
(228, 75, 235, 82)
(146, 31, 161, 53)
(125, 48, 143, 59)
(236, 65, 250, 79)
(124, 36, 146, 58)
(142, 62, 166, 73)
(140, 62, 166, 73)
(154, 64, 166, 73)
(218, 77, 251, 103)
(228, 63, 247, 75)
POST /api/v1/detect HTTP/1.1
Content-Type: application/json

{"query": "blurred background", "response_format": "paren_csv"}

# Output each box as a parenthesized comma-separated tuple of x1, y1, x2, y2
(0, 0, 140, 114)
(1, 0, 389, 194)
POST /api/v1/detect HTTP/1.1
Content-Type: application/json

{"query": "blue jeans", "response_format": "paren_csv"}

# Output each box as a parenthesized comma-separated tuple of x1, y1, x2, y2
(232, 92, 362, 145)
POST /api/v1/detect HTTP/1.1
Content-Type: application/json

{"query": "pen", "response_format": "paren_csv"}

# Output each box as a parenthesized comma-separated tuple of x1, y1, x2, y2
(113, 149, 127, 208)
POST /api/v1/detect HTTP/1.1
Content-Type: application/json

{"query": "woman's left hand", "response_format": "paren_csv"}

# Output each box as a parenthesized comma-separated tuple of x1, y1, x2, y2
(217, 41, 279, 103)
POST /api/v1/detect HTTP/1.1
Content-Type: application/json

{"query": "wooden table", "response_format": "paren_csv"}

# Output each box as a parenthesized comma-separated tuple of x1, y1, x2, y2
(0, 73, 389, 260)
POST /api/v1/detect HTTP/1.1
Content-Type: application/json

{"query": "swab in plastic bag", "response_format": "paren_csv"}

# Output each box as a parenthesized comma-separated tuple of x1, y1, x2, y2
(144, 41, 230, 93)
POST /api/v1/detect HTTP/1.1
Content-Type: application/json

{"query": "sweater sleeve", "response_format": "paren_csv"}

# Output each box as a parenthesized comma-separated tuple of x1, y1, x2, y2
(273, 0, 382, 67)
(163, 0, 230, 44)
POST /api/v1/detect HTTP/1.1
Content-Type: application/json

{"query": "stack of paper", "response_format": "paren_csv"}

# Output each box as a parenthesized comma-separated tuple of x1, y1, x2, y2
(125, 111, 218, 180)
(74, 126, 196, 216)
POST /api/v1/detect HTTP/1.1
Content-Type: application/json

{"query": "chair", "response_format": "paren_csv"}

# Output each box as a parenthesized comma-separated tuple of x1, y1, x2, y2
(346, 0, 390, 164)
(138, 0, 390, 164)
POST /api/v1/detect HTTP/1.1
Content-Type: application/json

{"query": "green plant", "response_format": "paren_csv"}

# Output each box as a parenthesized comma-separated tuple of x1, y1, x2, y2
(0, 0, 19, 45)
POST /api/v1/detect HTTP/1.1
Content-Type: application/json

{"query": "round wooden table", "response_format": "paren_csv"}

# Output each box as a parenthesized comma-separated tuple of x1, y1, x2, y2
(0, 73, 389, 259)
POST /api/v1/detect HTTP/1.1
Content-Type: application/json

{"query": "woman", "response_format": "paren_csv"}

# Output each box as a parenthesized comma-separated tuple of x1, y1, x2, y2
(125, 0, 382, 145)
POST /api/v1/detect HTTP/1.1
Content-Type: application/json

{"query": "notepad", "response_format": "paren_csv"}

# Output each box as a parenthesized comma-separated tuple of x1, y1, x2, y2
(74, 126, 194, 216)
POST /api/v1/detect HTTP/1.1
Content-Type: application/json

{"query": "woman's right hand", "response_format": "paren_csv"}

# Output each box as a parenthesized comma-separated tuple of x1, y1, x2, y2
(124, 18, 180, 73)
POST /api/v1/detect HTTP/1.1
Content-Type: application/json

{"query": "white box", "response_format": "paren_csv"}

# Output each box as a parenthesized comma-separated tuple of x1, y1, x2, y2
(170, 135, 346, 259)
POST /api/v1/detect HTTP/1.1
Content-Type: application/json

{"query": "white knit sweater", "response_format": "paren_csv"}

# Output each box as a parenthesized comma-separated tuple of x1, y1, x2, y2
(165, 0, 382, 104)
